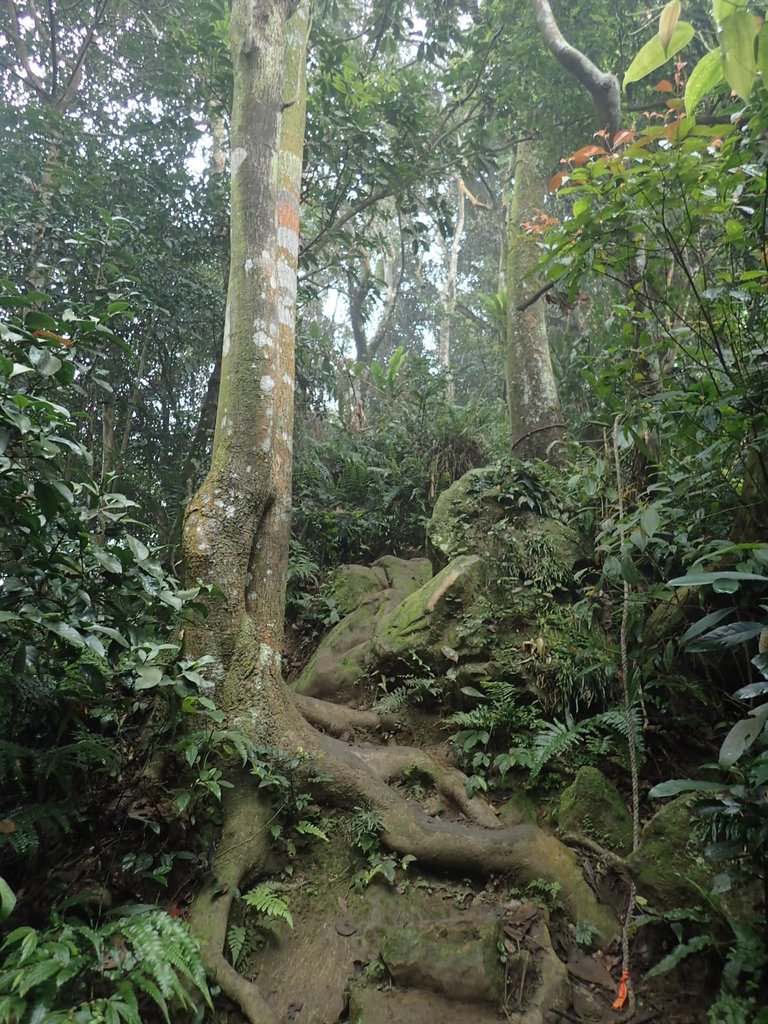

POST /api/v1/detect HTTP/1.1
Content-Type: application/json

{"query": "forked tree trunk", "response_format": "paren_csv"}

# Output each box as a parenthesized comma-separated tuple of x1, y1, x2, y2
(505, 139, 564, 461)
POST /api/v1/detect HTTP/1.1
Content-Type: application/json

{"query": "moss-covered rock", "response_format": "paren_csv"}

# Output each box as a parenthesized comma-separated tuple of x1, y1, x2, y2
(626, 796, 711, 907)
(380, 912, 504, 1004)
(373, 555, 485, 669)
(426, 462, 580, 576)
(498, 790, 539, 827)
(294, 557, 435, 703)
(556, 767, 633, 855)
(326, 564, 389, 617)
(374, 555, 433, 595)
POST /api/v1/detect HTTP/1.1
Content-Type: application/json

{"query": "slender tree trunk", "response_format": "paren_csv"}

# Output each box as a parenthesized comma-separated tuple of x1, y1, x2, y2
(505, 140, 564, 461)
(438, 176, 465, 404)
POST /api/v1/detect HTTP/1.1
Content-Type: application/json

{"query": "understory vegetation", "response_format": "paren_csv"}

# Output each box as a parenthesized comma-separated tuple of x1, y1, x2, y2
(2, 0, 768, 1022)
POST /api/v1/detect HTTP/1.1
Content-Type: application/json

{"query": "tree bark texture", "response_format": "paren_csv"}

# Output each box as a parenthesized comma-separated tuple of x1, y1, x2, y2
(505, 140, 564, 461)
(182, 0, 309, 731)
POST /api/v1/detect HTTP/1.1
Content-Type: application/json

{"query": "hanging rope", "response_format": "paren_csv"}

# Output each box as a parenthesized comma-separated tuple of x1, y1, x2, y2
(612, 416, 641, 1017)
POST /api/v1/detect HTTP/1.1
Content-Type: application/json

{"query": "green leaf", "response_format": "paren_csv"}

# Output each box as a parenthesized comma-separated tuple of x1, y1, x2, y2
(24, 311, 58, 332)
(93, 549, 123, 574)
(623, 22, 696, 89)
(685, 49, 726, 115)
(713, 0, 748, 25)
(126, 535, 150, 563)
(686, 620, 765, 652)
(668, 570, 767, 586)
(719, 706, 768, 767)
(645, 935, 716, 978)
(27, 346, 62, 378)
(759, 23, 768, 83)
(720, 11, 758, 100)
(34, 480, 62, 518)
(649, 779, 725, 798)
(680, 608, 732, 644)
(734, 680, 768, 699)
(0, 876, 16, 923)
(134, 666, 164, 690)
(640, 506, 659, 537)
(620, 552, 640, 585)
(45, 620, 85, 648)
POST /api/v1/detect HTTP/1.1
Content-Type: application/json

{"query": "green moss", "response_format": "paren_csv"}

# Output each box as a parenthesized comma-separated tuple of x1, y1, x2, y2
(556, 767, 633, 854)
(626, 796, 712, 907)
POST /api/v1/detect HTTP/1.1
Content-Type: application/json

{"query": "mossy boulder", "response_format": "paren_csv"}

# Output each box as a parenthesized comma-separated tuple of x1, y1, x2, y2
(327, 564, 389, 617)
(498, 790, 539, 827)
(379, 912, 504, 1004)
(556, 767, 633, 855)
(626, 796, 711, 907)
(294, 557, 433, 703)
(372, 555, 486, 672)
(426, 462, 583, 577)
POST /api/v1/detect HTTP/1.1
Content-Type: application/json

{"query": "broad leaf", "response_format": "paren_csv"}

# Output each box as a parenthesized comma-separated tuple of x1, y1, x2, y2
(720, 11, 757, 100)
(680, 608, 732, 644)
(668, 570, 767, 586)
(758, 23, 768, 83)
(713, 0, 748, 24)
(624, 23, 696, 89)
(0, 875, 15, 922)
(734, 680, 768, 700)
(719, 707, 768, 767)
(686, 620, 765, 652)
(640, 506, 659, 537)
(649, 779, 724, 798)
(685, 49, 726, 115)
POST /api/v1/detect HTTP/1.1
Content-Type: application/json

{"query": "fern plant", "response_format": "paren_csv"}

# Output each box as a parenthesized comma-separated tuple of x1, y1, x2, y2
(0, 907, 211, 1024)
(528, 707, 645, 783)
(242, 882, 294, 929)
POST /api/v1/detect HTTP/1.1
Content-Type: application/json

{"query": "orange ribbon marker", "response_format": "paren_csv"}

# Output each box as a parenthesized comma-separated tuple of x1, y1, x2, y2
(612, 970, 630, 1011)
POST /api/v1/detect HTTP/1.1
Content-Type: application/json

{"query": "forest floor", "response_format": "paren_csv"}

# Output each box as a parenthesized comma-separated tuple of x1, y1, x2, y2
(223, 701, 718, 1024)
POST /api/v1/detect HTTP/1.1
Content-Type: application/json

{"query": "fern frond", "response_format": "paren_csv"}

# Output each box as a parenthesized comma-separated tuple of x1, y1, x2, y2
(241, 883, 293, 928)
(227, 923, 246, 968)
(529, 719, 585, 781)
(295, 821, 329, 842)
(111, 910, 211, 1012)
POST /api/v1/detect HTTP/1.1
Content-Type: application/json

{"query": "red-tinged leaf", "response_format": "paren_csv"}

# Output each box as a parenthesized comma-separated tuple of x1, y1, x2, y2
(570, 144, 605, 166)
(653, 78, 675, 92)
(32, 329, 72, 346)
(548, 172, 567, 192)
(0, 820, 16, 834)
(612, 130, 635, 147)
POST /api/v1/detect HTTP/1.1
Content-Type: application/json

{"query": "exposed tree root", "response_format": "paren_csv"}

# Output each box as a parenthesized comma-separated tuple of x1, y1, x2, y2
(293, 692, 400, 737)
(188, 780, 279, 1024)
(520, 918, 570, 1024)
(190, 699, 618, 1024)
(352, 742, 500, 827)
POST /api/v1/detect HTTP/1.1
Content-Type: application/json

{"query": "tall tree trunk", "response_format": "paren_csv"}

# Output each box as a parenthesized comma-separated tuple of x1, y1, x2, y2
(505, 140, 564, 461)
(438, 175, 465, 404)
(182, 0, 309, 705)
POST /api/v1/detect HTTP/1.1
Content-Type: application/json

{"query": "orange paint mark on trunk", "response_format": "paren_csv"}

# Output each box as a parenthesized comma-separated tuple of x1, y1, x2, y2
(277, 202, 299, 234)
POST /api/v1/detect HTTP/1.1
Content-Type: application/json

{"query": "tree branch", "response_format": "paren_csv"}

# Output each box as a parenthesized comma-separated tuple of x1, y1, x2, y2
(529, 0, 621, 138)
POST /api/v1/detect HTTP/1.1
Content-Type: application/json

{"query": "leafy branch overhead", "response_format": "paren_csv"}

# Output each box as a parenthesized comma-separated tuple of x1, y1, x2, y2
(624, 0, 768, 109)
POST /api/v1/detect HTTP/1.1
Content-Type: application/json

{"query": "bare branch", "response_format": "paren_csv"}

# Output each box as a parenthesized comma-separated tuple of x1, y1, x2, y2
(529, 0, 621, 138)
